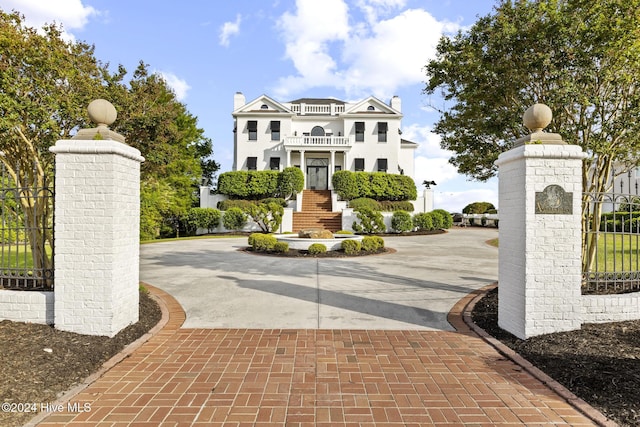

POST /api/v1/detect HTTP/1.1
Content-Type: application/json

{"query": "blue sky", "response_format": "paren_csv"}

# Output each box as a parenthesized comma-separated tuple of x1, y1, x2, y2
(1, 0, 500, 212)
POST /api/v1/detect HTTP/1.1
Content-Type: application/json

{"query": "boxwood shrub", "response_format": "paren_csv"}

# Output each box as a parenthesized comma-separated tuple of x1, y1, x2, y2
(273, 241, 289, 253)
(250, 234, 277, 252)
(332, 170, 417, 201)
(413, 212, 435, 231)
(432, 209, 453, 229)
(222, 207, 247, 230)
(352, 207, 385, 234)
(341, 239, 362, 255)
(308, 243, 327, 255)
(361, 236, 384, 252)
(391, 210, 413, 233)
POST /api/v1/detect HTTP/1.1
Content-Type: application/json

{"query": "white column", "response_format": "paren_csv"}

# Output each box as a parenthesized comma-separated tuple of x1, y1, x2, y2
(300, 150, 306, 188)
(329, 150, 335, 190)
(286, 149, 291, 168)
(343, 151, 349, 171)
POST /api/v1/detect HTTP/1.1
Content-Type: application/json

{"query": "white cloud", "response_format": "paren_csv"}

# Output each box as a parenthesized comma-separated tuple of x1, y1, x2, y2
(0, 0, 98, 39)
(274, 0, 459, 99)
(401, 123, 458, 189)
(158, 72, 191, 101)
(219, 14, 241, 47)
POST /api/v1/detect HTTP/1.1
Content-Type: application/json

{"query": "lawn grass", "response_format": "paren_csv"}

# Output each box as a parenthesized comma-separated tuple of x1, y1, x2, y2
(483, 235, 640, 273)
(0, 243, 52, 271)
(593, 233, 640, 272)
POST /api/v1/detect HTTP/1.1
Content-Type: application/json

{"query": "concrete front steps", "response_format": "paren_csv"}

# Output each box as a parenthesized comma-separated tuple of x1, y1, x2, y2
(293, 190, 342, 232)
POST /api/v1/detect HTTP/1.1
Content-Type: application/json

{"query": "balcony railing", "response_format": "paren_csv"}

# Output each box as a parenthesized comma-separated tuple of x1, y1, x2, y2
(284, 136, 353, 147)
(289, 104, 345, 115)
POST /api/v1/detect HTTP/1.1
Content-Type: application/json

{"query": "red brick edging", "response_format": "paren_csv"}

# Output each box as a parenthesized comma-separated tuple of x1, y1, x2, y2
(24, 283, 184, 427)
(449, 283, 616, 427)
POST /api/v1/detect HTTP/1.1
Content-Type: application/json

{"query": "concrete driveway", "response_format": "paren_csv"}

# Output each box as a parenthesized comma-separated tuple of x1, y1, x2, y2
(139, 227, 498, 330)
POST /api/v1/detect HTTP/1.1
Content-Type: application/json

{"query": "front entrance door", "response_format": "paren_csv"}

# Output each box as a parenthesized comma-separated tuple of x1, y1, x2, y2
(307, 166, 328, 190)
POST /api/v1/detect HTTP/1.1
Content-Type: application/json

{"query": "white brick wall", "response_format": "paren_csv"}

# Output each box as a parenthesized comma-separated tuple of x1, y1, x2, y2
(496, 144, 586, 339)
(0, 290, 54, 324)
(50, 139, 144, 337)
(583, 293, 640, 323)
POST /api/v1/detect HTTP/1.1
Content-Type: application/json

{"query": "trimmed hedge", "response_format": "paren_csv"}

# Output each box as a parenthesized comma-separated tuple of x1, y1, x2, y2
(218, 168, 303, 201)
(391, 210, 413, 233)
(413, 212, 435, 231)
(349, 198, 415, 212)
(332, 170, 416, 201)
(274, 242, 289, 253)
(250, 233, 277, 252)
(432, 209, 453, 229)
(308, 243, 327, 255)
(217, 170, 280, 200)
(222, 207, 247, 230)
(342, 239, 362, 255)
(183, 208, 221, 235)
(362, 236, 384, 252)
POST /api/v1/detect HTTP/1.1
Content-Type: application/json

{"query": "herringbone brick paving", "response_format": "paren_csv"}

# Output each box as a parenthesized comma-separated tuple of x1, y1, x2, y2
(35, 285, 597, 427)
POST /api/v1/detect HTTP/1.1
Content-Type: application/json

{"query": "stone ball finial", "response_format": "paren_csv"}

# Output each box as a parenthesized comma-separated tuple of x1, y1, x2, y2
(523, 103, 552, 133)
(87, 99, 117, 127)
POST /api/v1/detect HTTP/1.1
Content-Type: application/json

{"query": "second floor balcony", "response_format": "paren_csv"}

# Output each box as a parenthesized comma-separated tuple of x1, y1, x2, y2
(284, 136, 353, 148)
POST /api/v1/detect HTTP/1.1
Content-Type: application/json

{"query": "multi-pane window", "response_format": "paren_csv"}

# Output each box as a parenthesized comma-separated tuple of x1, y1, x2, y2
(270, 121, 280, 141)
(355, 122, 365, 142)
(270, 157, 280, 170)
(355, 158, 365, 171)
(377, 158, 388, 172)
(378, 122, 388, 142)
(247, 121, 258, 140)
(247, 157, 257, 170)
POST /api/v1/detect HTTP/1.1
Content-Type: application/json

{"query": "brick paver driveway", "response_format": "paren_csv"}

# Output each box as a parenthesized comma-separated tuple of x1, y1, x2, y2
(33, 229, 602, 426)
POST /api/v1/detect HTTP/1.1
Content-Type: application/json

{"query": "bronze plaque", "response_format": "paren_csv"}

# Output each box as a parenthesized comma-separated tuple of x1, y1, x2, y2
(535, 185, 573, 214)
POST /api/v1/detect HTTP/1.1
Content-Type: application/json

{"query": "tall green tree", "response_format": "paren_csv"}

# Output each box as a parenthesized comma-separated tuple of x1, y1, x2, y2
(107, 63, 219, 238)
(424, 0, 640, 271)
(0, 11, 107, 281)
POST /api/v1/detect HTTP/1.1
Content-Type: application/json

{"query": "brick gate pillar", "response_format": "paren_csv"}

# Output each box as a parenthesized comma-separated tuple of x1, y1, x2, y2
(495, 104, 586, 339)
(50, 99, 144, 337)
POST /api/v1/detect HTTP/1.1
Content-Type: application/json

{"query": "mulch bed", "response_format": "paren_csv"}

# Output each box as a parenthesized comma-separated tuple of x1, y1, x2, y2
(472, 287, 640, 427)
(244, 247, 394, 258)
(0, 290, 162, 427)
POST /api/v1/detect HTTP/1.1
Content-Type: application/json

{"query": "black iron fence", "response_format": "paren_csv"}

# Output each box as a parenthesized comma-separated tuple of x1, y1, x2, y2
(0, 162, 54, 290)
(582, 191, 640, 294)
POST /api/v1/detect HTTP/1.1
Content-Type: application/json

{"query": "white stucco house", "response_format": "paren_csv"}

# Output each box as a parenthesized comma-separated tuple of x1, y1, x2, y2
(200, 92, 432, 232)
(231, 92, 417, 187)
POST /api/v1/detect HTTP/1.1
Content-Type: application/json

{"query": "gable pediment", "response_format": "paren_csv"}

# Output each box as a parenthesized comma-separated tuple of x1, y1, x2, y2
(234, 94, 293, 115)
(344, 96, 400, 115)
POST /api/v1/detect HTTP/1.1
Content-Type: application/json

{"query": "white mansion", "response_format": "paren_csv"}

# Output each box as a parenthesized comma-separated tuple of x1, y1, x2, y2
(232, 92, 417, 189)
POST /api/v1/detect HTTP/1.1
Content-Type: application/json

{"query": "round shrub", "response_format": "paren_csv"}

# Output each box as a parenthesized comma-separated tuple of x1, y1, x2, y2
(223, 207, 248, 230)
(361, 236, 384, 252)
(335, 230, 354, 235)
(308, 243, 327, 255)
(432, 209, 453, 229)
(413, 212, 434, 231)
(248, 232, 261, 247)
(391, 210, 413, 233)
(278, 167, 304, 200)
(251, 234, 277, 252)
(430, 210, 445, 229)
(274, 241, 289, 253)
(341, 239, 362, 255)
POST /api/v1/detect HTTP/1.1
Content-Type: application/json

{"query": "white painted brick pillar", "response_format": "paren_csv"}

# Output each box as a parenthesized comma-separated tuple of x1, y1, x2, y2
(495, 104, 586, 339)
(50, 100, 144, 337)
